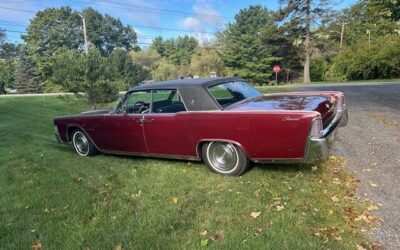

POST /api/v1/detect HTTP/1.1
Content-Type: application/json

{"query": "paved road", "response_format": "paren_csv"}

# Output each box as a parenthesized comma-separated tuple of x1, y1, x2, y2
(298, 83, 400, 249)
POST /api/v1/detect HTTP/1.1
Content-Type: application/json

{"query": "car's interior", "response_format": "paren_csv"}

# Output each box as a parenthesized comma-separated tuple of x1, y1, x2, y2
(122, 89, 186, 114)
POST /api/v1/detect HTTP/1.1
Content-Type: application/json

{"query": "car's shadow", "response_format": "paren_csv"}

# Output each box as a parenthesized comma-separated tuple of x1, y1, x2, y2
(54, 144, 314, 174)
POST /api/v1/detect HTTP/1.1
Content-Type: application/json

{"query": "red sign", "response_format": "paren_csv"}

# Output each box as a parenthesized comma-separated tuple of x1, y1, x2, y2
(273, 65, 281, 73)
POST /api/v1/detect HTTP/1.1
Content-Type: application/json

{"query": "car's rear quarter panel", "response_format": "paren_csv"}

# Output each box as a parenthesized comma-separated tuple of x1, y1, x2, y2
(54, 116, 104, 146)
(186, 111, 317, 160)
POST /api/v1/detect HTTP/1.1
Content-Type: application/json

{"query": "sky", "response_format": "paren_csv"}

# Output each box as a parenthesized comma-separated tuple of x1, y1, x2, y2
(0, 0, 358, 45)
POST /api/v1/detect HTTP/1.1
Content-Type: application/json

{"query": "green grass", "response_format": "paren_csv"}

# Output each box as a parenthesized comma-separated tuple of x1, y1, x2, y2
(0, 96, 373, 249)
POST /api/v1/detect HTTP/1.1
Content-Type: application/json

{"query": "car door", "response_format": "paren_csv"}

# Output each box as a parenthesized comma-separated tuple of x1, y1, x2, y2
(143, 89, 195, 157)
(100, 90, 151, 153)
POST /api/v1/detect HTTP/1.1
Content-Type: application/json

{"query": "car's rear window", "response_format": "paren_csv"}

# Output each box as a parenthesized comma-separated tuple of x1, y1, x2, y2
(208, 81, 261, 108)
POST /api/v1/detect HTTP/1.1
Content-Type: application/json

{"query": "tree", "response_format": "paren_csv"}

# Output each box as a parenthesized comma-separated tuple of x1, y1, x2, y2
(328, 35, 400, 80)
(279, 0, 332, 83)
(14, 47, 41, 93)
(260, 24, 303, 82)
(152, 59, 178, 81)
(150, 36, 198, 66)
(51, 48, 118, 106)
(0, 61, 15, 94)
(24, 6, 139, 81)
(83, 7, 139, 54)
(218, 5, 280, 85)
(0, 29, 18, 94)
(190, 47, 224, 77)
(108, 49, 150, 90)
(130, 48, 161, 72)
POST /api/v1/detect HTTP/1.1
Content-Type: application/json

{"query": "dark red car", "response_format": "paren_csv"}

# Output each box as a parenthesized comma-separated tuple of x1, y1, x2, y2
(54, 77, 348, 176)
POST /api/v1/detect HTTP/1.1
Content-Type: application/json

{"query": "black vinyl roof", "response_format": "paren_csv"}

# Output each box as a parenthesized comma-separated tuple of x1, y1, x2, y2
(127, 77, 245, 111)
(129, 77, 244, 92)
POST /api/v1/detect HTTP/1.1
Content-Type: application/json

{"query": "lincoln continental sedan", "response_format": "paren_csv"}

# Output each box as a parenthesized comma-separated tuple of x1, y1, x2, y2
(54, 77, 348, 176)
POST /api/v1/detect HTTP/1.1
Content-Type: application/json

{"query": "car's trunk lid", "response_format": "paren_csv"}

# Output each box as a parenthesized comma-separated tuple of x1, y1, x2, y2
(227, 94, 336, 127)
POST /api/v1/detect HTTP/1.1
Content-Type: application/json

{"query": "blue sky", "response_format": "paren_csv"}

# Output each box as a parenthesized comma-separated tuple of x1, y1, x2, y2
(0, 0, 358, 45)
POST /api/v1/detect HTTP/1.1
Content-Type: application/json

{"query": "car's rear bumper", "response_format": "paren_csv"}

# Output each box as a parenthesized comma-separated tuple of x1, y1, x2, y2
(304, 108, 348, 163)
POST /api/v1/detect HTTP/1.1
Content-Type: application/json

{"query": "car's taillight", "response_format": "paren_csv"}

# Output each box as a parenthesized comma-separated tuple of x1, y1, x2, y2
(337, 93, 346, 109)
(310, 117, 323, 138)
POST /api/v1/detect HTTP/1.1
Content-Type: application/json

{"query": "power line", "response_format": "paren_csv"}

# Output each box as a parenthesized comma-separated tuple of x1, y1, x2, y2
(0, 6, 35, 13)
(0, 7, 217, 34)
(71, 0, 232, 20)
(1, 29, 209, 43)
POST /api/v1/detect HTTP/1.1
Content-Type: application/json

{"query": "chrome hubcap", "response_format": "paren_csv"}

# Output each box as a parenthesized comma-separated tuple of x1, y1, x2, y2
(74, 132, 89, 155)
(208, 142, 238, 172)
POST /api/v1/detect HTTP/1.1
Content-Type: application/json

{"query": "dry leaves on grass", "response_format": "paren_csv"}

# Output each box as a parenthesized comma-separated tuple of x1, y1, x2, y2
(172, 197, 179, 204)
(250, 211, 261, 219)
(331, 195, 340, 203)
(211, 231, 224, 242)
(313, 226, 342, 241)
(32, 241, 42, 250)
(114, 242, 122, 250)
(200, 229, 208, 236)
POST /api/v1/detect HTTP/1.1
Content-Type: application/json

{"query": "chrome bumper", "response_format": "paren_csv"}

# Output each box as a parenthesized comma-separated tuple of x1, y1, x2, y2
(304, 108, 348, 163)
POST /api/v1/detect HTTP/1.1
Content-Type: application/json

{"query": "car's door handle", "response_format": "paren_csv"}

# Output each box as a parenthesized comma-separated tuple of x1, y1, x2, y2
(135, 118, 154, 123)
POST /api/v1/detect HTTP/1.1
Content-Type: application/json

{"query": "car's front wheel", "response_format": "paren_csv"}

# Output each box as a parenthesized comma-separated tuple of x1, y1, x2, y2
(202, 141, 249, 176)
(72, 130, 98, 156)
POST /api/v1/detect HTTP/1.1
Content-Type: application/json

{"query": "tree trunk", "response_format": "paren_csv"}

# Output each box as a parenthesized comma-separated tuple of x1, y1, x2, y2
(303, 0, 311, 83)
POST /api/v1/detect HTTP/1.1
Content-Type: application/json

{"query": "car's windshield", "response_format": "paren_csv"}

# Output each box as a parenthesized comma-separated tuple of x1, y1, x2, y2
(208, 81, 261, 108)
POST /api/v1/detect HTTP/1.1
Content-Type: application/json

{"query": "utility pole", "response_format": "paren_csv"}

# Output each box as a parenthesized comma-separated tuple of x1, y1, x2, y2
(303, 0, 311, 83)
(78, 13, 88, 54)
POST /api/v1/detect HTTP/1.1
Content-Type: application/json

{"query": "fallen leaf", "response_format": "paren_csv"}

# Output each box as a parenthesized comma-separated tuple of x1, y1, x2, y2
(334, 235, 342, 241)
(200, 229, 208, 236)
(172, 197, 179, 204)
(331, 196, 339, 203)
(370, 182, 379, 187)
(211, 231, 224, 242)
(114, 242, 122, 250)
(311, 166, 318, 171)
(367, 205, 378, 211)
(32, 241, 42, 250)
(250, 211, 261, 218)
(253, 189, 260, 198)
(356, 244, 367, 250)
(276, 205, 285, 211)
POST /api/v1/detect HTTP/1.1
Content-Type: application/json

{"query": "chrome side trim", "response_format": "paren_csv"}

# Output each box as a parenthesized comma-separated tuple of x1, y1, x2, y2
(99, 149, 201, 161)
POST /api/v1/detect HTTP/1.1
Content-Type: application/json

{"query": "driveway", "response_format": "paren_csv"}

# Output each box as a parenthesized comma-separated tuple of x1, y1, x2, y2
(297, 83, 400, 249)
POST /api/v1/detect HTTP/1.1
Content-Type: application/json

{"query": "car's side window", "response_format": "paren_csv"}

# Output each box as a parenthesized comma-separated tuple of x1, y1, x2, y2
(122, 90, 152, 114)
(152, 89, 186, 113)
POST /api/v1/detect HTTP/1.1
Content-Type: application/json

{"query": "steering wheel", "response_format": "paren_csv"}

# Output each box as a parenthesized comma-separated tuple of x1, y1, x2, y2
(133, 101, 148, 113)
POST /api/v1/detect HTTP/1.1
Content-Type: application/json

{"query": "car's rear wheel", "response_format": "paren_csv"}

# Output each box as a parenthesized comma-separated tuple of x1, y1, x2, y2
(72, 130, 98, 156)
(202, 141, 249, 176)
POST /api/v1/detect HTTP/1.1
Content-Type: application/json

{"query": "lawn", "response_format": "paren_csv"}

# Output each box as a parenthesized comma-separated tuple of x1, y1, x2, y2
(0, 94, 374, 249)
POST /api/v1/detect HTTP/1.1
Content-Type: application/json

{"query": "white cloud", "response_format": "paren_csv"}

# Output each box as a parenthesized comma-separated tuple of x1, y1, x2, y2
(178, 0, 223, 42)
(182, 17, 201, 29)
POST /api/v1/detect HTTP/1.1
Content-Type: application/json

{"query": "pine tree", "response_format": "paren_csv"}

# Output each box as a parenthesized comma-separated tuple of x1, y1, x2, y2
(217, 5, 280, 85)
(279, 0, 332, 83)
(14, 48, 41, 93)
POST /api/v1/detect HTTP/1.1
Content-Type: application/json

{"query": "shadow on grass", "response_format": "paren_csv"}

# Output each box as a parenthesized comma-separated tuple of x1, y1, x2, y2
(53, 142, 314, 175)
